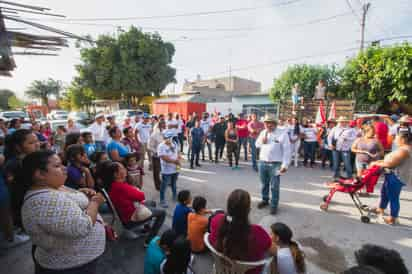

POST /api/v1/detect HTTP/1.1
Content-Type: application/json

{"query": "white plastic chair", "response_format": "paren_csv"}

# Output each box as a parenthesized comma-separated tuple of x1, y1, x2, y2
(204, 233, 273, 274)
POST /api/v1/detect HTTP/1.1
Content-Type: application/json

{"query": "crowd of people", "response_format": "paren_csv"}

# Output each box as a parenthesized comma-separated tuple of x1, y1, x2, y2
(0, 109, 411, 274)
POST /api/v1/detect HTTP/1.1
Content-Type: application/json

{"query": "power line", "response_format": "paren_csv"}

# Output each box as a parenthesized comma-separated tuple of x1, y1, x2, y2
(21, 0, 302, 22)
(345, 0, 362, 24)
(206, 46, 359, 78)
(23, 10, 354, 34)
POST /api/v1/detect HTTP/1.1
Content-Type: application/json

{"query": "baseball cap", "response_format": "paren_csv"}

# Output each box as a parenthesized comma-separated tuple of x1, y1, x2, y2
(163, 130, 175, 139)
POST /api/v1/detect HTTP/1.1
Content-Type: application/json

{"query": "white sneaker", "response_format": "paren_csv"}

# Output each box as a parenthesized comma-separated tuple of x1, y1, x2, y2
(0, 233, 30, 249)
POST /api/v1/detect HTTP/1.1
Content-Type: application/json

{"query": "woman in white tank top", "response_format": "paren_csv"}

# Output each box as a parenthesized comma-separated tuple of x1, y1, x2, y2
(370, 128, 412, 224)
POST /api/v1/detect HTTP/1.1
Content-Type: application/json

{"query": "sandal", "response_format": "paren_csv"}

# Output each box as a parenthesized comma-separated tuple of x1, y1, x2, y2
(370, 207, 384, 215)
(384, 217, 399, 225)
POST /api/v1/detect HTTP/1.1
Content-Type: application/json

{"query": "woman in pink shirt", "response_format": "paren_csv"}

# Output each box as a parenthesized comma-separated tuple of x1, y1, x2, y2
(209, 189, 273, 274)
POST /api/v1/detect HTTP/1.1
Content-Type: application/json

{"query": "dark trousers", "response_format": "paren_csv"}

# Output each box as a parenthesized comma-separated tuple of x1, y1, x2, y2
(303, 141, 317, 165)
(191, 144, 201, 167)
(35, 255, 99, 274)
(151, 156, 161, 191)
(226, 142, 239, 166)
(237, 137, 248, 161)
(215, 139, 225, 162)
(127, 204, 166, 243)
(321, 148, 333, 168)
(202, 141, 212, 161)
(178, 133, 184, 153)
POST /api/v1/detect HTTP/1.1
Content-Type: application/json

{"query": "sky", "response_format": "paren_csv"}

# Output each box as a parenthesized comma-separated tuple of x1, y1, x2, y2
(2, 0, 412, 98)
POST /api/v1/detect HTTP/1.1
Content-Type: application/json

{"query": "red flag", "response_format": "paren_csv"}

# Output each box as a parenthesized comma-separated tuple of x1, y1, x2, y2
(315, 100, 326, 125)
(328, 101, 336, 121)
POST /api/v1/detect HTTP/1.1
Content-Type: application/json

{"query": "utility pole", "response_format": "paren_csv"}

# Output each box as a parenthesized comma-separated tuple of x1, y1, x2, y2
(360, 2, 371, 52)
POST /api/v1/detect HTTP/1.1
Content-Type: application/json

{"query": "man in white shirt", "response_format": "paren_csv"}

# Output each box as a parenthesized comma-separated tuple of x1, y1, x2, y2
(135, 113, 153, 170)
(148, 120, 166, 191)
(88, 114, 107, 151)
(328, 116, 357, 180)
(256, 114, 291, 215)
(157, 130, 180, 208)
(302, 119, 318, 168)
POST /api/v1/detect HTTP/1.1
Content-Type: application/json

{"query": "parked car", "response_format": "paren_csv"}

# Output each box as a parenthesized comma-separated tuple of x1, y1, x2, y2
(0, 111, 30, 122)
(68, 111, 92, 126)
(113, 109, 143, 124)
(49, 119, 86, 132)
(47, 110, 69, 120)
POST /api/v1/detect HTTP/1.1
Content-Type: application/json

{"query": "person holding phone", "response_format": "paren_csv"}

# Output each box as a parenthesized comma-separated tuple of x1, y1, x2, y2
(256, 114, 291, 215)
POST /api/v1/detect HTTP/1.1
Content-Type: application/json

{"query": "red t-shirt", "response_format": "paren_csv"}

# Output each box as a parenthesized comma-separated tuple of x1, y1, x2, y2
(374, 121, 389, 149)
(209, 213, 271, 274)
(109, 181, 145, 223)
(236, 119, 249, 138)
(248, 121, 264, 139)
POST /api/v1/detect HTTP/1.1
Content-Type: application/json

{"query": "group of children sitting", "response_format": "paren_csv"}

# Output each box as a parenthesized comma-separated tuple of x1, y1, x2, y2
(143, 189, 306, 274)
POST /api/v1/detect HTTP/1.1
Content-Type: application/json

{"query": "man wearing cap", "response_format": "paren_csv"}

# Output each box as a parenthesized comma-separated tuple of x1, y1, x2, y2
(256, 115, 291, 215)
(135, 113, 153, 170)
(328, 116, 357, 180)
(157, 130, 181, 208)
(88, 114, 107, 151)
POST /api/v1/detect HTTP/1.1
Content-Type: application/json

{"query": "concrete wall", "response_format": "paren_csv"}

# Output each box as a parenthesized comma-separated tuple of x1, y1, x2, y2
(183, 76, 261, 93)
(206, 102, 234, 115)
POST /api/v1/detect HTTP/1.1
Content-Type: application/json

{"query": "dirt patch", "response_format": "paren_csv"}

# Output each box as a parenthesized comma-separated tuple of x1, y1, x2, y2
(299, 237, 348, 273)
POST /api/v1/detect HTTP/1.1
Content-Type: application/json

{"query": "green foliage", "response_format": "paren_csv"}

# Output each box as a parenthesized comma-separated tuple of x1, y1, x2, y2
(61, 81, 96, 111)
(8, 95, 25, 109)
(0, 89, 15, 110)
(270, 64, 340, 101)
(75, 26, 176, 100)
(340, 43, 412, 108)
(25, 78, 63, 106)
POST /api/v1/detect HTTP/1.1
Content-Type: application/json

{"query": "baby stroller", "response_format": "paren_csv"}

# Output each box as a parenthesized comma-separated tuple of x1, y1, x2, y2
(320, 165, 381, 223)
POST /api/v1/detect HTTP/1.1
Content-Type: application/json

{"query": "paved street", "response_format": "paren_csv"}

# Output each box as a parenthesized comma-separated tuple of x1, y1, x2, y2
(2, 158, 412, 274)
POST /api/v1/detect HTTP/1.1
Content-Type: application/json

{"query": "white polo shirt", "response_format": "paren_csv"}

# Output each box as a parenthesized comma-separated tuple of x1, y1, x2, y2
(135, 122, 152, 144)
(158, 142, 179, 175)
(255, 128, 291, 169)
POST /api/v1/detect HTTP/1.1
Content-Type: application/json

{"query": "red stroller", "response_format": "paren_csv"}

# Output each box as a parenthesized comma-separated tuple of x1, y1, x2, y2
(320, 165, 381, 223)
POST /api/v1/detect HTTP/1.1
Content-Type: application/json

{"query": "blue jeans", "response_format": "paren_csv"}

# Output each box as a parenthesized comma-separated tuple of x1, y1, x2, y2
(258, 161, 281, 209)
(249, 137, 258, 169)
(332, 150, 352, 178)
(160, 173, 178, 203)
(303, 141, 317, 165)
(379, 173, 404, 218)
(238, 137, 248, 161)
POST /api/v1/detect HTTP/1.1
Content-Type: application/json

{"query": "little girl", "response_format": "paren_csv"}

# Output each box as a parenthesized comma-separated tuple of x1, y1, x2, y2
(161, 236, 194, 274)
(124, 153, 143, 189)
(270, 223, 306, 274)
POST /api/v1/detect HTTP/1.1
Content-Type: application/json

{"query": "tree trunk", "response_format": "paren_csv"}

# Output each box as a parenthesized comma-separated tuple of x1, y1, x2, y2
(42, 97, 49, 107)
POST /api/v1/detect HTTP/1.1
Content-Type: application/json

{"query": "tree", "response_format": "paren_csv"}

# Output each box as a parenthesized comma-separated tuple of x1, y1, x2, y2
(75, 26, 176, 103)
(0, 89, 15, 110)
(8, 95, 25, 109)
(60, 81, 96, 111)
(25, 78, 63, 106)
(270, 64, 340, 102)
(340, 43, 412, 110)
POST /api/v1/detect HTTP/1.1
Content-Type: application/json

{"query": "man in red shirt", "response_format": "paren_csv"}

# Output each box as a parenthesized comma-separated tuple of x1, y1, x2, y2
(373, 116, 389, 150)
(248, 113, 264, 171)
(236, 113, 249, 161)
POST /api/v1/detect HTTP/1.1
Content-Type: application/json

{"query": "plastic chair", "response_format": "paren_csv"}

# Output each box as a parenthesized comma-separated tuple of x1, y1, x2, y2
(203, 233, 272, 274)
(101, 188, 147, 239)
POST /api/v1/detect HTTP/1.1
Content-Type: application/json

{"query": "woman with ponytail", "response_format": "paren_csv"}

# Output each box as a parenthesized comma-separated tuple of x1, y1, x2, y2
(270, 223, 306, 274)
(209, 189, 272, 274)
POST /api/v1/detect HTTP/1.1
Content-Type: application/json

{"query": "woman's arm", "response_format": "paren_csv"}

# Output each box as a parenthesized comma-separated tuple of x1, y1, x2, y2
(110, 149, 123, 162)
(224, 130, 230, 142)
(351, 138, 362, 154)
(371, 149, 409, 168)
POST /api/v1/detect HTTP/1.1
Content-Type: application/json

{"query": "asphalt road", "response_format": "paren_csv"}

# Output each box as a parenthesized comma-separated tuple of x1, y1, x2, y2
(2, 157, 412, 274)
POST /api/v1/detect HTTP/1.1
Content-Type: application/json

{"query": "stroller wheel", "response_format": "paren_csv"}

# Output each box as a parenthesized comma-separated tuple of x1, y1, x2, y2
(361, 216, 370, 223)
(322, 195, 329, 202)
(320, 203, 328, 211)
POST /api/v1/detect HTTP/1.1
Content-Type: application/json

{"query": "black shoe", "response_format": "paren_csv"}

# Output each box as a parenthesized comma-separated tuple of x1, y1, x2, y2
(270, 207, 277, 215)
(257, 201, 269, 209)
(190, 165, 194, 169)
(214, 160, 218, 164)
(196, 163, 201, 167)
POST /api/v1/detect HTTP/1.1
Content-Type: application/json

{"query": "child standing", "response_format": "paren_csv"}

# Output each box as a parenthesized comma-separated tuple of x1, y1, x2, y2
(187, 196, 210, 253)
(270, 223, 306, 274)
(172, 190, 192, 236)
(65, 144, 95, 189)
(124, 153, 143, 189)
(144, 229, 178, 274)
(82, 131, 97, 158)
